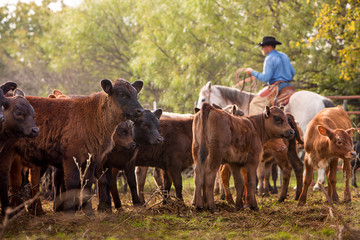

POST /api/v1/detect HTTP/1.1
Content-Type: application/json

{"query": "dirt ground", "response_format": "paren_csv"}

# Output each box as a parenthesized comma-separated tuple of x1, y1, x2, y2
(2, 172, 360, 240)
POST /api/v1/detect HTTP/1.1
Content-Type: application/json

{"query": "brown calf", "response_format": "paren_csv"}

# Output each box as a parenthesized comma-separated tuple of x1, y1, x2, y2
(192, 103, 294, 210)
(0, 85, 39, 215)
(135, 116, 194, 204)
(9, 89, 69, 215)
(217, 107, 304, 204)
(298, 106, 356, 206)
(10, 79, 143, 212)
(98, 109, 163, 210)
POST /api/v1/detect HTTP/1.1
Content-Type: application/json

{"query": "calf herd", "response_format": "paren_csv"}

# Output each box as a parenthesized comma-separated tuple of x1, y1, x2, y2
(0, 79, 358, 218)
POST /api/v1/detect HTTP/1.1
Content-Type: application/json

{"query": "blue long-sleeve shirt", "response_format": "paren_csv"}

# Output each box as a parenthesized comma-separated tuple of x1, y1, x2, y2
(251, 50, 295, 91)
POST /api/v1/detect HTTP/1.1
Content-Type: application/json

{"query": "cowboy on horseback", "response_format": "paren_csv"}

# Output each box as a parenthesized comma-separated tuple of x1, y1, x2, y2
(244, 36, 296, 115)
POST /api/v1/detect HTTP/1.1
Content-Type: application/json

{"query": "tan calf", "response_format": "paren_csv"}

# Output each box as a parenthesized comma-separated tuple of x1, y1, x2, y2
(298, 106, 356, 206)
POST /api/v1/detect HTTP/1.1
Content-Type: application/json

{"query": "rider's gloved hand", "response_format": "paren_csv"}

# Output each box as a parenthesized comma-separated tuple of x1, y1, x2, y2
(245, 68, 253, 76)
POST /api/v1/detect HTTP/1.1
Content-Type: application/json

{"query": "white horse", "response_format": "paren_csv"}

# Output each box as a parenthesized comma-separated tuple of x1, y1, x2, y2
(197, 81, 335, 189)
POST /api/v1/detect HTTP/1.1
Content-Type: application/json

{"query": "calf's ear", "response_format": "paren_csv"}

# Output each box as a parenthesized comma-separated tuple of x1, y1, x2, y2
(212, 104, 222, 110)
(153, 109, 163, 119)
(345, 128, 355, 137)
(264, 106, 270, 118)
(132, 81, 143, 93)
(0, 81, 17, 94)
(317, 125, 334, 138)
(232, 105, 237, 115)
(14, 89, 24, 97)
(53, 89, 63, 97)
(101, 79, 113, 95)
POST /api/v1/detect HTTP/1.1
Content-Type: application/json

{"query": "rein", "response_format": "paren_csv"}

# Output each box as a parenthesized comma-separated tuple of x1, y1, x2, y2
(233, 68, 258, 114)
(207, 84, 212, 103)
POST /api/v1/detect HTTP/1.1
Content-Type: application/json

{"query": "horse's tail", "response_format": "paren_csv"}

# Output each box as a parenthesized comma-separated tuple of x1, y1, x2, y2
(323, 98, 335, 108)
(199, 103, 211, 164)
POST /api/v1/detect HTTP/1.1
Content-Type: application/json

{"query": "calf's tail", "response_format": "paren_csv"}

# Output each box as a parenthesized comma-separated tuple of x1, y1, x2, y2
(199, 103, 212, 164)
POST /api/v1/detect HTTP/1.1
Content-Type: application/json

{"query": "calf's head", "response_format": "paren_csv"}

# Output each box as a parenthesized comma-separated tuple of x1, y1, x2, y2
(317, 125, 356, 160)
(0, 81, 18, 123)
(2, 90, 39, 138)
(263, 106, 294, 139)
(222, 104, 245, 117)
(132, 109, 163, 146)
(113, 121, 136, 151)
(101, 78, 144, 121)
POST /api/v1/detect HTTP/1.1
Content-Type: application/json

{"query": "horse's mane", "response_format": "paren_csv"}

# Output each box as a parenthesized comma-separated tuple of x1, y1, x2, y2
(215, 85, 256, 105)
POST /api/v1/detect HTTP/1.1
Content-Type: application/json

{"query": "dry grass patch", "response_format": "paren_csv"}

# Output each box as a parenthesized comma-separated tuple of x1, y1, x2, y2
(2, 173, 360, 239)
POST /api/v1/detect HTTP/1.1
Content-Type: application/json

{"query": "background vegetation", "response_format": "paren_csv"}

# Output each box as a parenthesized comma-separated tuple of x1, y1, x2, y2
(0, 0, 359, 112)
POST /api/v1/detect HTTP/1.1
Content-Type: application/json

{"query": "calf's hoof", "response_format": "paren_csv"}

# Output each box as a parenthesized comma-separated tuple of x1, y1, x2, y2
(220, 194, 225, 200)
(133, 202, 143, 206)
(226, 197, 234, 205)
(28, 206, 45, 216)
(97, 202, 111, 212)
(261, 193, 270, 197)
(277, 196, 286, 203)
(235, 204, 243, 211)
(313, 184, 321, 191)
(249, 205, 259, 211)
(297, 201, 305, 207)
(195, 206, 204, 211)
(207, 207, 216, 213)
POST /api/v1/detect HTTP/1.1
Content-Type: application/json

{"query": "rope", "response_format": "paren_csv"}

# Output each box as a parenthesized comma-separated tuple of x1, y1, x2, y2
(233, 68, 258, 114)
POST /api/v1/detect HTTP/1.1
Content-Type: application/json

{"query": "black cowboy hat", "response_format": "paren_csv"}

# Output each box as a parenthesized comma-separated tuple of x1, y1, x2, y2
(257, 36, 282, 47)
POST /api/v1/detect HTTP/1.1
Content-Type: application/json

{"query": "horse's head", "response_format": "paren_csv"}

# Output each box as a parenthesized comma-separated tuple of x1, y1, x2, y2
(197, 81, 226, 109)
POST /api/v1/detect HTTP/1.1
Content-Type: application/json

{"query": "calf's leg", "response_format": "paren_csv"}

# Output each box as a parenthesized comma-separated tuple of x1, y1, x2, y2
(204, 162, 218, 211)
(298, 155, 313, 206)
(219, 164, 234, 205)
(194, 161, 205, 210)
(245, 160, 259, 210)
(271, 163, 278, 194)
(342, 159, 351, 202)
(326, 158, 339, 203)
(277, 156, 292, 203)
(124, 165, 141, 206)
(136, 166, 149, 204)
(167, 166, 183, 201)
(110, 169, 122, 209)
(229, 164, 244, 209)
(28, 166, 45, 215)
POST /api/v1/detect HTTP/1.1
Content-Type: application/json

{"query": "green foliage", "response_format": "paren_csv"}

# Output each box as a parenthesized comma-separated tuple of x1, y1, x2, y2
(313, 0, 360, 84)
(0, 0, 359, 111)
(274, 231, 291, 239)
(321, 227, 336, 237)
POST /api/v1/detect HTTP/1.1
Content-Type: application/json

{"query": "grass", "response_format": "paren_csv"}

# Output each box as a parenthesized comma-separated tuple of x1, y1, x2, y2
(2, 169, 360, 240)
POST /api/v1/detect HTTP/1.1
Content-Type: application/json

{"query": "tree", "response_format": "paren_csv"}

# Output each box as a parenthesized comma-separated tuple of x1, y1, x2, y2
(41, 0, 140, 95)
(131, 0, 322, 112)
(308, 0, 360, 95)
(0, 0, 57, 96)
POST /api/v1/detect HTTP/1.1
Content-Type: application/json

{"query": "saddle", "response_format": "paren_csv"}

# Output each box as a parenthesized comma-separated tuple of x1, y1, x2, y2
(273, 86, 296, 106)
